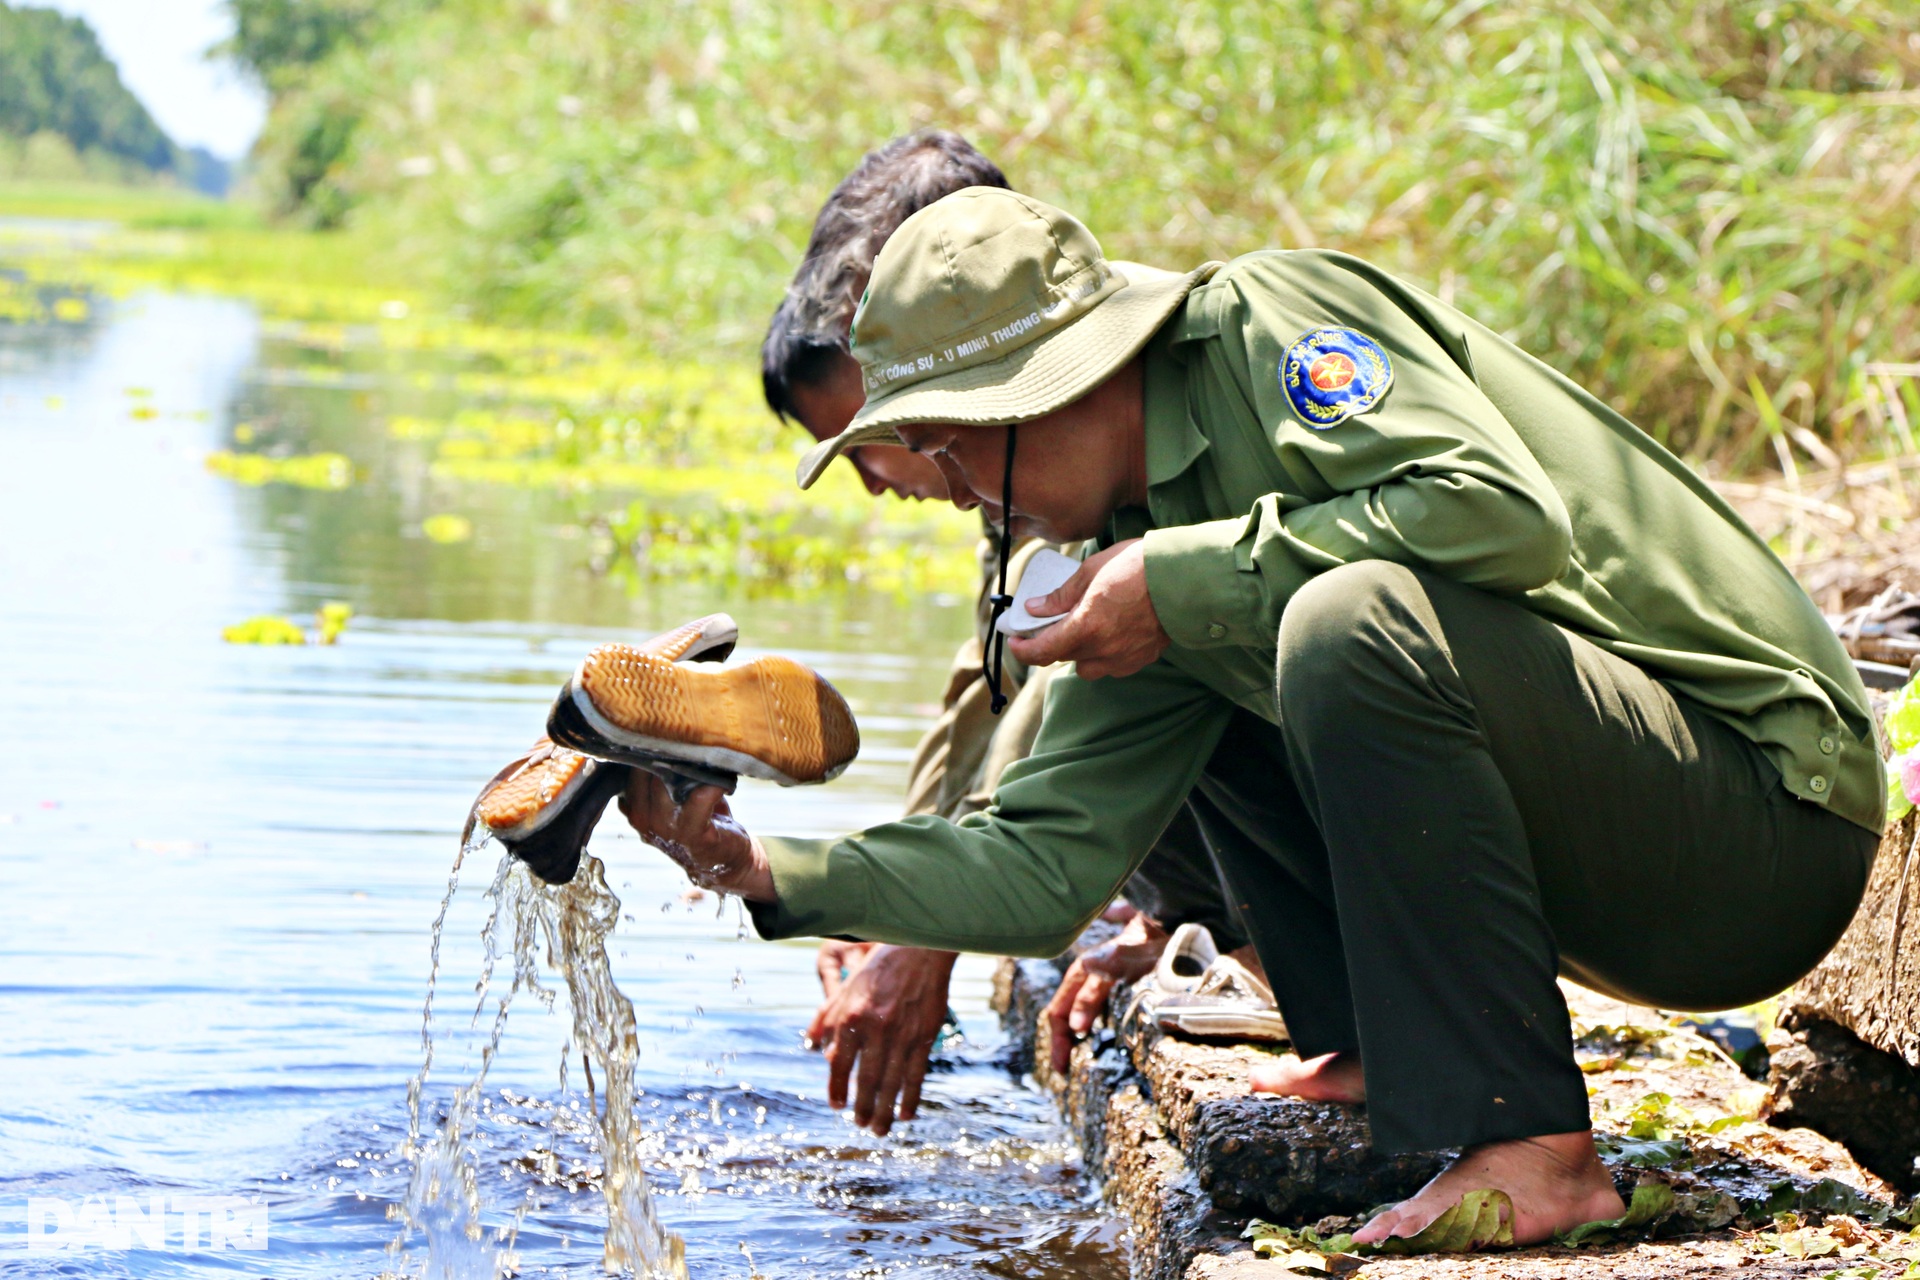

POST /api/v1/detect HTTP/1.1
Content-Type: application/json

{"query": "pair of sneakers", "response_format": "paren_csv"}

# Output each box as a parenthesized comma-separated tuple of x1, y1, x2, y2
(465, 614, 861, 885)
(1132, 923, 1288, 1043)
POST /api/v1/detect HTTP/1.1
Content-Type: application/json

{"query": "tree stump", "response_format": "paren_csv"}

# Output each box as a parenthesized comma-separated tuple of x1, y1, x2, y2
(1767, 807, 1920, 1189)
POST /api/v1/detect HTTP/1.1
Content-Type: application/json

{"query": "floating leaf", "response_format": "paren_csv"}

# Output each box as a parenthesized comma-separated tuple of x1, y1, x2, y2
(207, 450, 353, 490)
(316, 602, 353, 644)
(1557, 1180, 1675, 1247)
(421, 513, 474, 543)
(222, 615, 308, 645)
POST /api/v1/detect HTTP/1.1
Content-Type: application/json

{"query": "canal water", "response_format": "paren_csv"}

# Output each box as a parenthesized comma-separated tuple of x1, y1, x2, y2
(0, 278, 1125, 1276)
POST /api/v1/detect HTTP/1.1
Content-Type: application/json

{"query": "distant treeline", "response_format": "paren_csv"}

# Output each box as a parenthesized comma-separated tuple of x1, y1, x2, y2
(0, 1, 229, 194)
(234, 0, 1918, 464)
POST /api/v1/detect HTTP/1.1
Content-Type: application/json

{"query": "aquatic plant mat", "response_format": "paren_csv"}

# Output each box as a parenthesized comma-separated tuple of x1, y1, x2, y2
(996, 958, 1918, 1280)
(392, 835, 686, 1278)
(0, 205, 979, 603)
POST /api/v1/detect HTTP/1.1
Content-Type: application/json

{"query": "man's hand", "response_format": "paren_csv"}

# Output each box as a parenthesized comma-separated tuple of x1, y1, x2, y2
(1044, 913, 1169, 1075)
(805, 945, 959, 1136)
(1007, 538, 1171, 679)
(814, 939, 879, 1001)
(616, 771, 775, 901)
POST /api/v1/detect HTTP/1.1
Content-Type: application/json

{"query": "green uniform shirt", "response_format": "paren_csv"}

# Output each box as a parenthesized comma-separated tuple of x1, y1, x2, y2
(750, 249, 1883, 957)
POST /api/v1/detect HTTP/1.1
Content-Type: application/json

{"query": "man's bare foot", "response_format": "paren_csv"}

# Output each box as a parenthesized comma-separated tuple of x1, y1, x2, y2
(1351, 1131, 1624, 1247)
(1247, 1050, 1366, 1103)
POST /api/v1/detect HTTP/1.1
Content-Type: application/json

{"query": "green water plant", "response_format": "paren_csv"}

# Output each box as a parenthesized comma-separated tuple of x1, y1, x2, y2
(222, 602, 354, 645)
(419, 513, 472, 544)
(221, 615, 308, 645)
(207, 449, 355, 489)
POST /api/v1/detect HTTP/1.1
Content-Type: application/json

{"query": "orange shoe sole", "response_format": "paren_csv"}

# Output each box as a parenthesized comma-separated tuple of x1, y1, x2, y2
(570, 646, 859, 785)
(474, 743, 593, 838)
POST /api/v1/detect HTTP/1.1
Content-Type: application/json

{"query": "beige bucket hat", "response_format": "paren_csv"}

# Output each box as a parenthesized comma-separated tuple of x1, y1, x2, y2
(795, 188, 1213, 490)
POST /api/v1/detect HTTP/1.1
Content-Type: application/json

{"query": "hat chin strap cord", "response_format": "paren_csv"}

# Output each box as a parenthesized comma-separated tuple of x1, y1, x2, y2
(985, 424, 1018, 716)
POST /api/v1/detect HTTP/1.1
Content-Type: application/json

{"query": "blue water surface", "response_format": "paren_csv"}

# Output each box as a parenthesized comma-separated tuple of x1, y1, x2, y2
(0, 270, 1124, 1278)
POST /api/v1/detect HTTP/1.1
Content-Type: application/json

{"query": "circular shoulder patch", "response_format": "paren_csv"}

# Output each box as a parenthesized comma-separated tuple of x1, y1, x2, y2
(1280, 327, 1394, 429)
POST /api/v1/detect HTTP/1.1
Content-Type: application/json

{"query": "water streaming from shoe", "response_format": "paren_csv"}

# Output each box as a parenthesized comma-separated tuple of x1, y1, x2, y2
(391, 830, 686, 1279)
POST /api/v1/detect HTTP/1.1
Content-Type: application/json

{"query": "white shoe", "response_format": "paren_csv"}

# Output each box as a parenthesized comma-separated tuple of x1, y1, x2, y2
(1153, 923, 1221, 994)
(1152, 955, 1289, 1043)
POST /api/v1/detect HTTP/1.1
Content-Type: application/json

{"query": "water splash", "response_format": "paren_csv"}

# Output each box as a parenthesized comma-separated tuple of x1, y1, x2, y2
(534, 854, 686, 1278)
(391, 835, 684, 1278)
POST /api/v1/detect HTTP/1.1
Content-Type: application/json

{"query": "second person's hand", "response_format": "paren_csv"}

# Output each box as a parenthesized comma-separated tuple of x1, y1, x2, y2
(1044, 913, 1168, 1074)
(806, 945, 958, 1136)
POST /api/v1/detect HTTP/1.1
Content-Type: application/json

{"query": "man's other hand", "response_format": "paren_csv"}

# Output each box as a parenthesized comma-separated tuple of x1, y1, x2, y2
(814, 939, 880, 1001)
(1045, 913, 1169, 1075)
(1007, 538, 1171, 679)
(805, 945, 959, 1136)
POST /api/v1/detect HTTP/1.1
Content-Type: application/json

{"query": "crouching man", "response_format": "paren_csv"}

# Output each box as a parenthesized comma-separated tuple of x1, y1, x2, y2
(621, 188, 1881, 1244)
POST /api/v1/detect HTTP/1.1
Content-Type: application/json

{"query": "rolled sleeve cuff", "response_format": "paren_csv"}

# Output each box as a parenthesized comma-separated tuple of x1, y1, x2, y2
(743, 835, 869, 941)
(1142, 519, 1272, 649)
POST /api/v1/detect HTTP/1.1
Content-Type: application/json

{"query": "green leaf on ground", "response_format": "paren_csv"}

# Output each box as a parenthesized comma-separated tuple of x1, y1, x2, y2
(1556, 1181, 1676, 1247)
(1242, 1220, 1359, 1269)
(1366, 1189, 1516, 1255)
(1596, 1134, 1691, 1167)
(1250, 1238, 1332, 1272)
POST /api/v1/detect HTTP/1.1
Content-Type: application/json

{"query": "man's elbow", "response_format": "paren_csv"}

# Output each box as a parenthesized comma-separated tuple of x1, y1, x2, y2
(1469, 495, 1572, 594)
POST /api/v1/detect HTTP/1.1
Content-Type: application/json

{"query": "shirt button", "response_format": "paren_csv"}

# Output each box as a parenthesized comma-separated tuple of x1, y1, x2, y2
(1207, 623, 1227, 640)
(1810, 776, 1829, 794)
(1819, 736, 1836, 755)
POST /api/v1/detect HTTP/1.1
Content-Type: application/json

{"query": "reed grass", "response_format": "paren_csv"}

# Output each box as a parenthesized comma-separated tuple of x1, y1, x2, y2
(247, 0, 1918, 468)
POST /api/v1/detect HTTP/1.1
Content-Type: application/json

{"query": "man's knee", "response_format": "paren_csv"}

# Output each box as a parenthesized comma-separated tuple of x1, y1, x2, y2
(1277, 560, 1432, 690)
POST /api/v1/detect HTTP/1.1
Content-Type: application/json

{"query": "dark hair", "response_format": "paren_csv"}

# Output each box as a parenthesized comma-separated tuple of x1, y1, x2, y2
(762, 131, 1009, 422)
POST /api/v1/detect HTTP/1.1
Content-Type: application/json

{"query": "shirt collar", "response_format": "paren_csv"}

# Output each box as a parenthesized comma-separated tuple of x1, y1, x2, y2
(1141, 321, 1211, 488)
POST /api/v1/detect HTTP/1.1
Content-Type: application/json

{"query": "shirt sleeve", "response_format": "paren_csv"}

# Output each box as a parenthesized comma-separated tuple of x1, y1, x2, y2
(1142, 252, 1574, 651)
(747, 659, 1234, 956)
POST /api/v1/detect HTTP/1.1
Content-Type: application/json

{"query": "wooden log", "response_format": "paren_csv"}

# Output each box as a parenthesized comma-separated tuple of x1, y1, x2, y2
(1768, 808, 1920, 1189)
(1783, 809, 1920, 1069)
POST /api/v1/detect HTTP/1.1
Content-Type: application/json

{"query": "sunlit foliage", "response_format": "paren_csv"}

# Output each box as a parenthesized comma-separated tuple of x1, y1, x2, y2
(0, 194, 979, 597)
(245, 0, 1919, 467)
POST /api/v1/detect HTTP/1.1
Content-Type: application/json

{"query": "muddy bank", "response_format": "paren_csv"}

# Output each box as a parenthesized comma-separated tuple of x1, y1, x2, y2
(995, 957, 1907, 1280)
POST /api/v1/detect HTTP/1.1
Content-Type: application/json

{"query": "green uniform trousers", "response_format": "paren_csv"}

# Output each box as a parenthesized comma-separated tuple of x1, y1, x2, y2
(1184, 560, 1875, 1154)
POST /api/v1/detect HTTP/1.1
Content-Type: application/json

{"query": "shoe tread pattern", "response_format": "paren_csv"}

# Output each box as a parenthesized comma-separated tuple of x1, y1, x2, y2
(579, 645, 858, 783)
(477, 747, 587, 830)
(643, 617, 715, 661)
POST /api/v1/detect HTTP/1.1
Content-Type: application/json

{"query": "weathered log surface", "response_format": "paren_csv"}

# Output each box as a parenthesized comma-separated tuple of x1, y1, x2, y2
(1783, 807, 1920, 1069)
(1112, 994, 1452, 1221)
(1765, 802, 1920, 1189)
(995, 956, 1899, 1277)
(1767, 1015, 1920, 1191)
